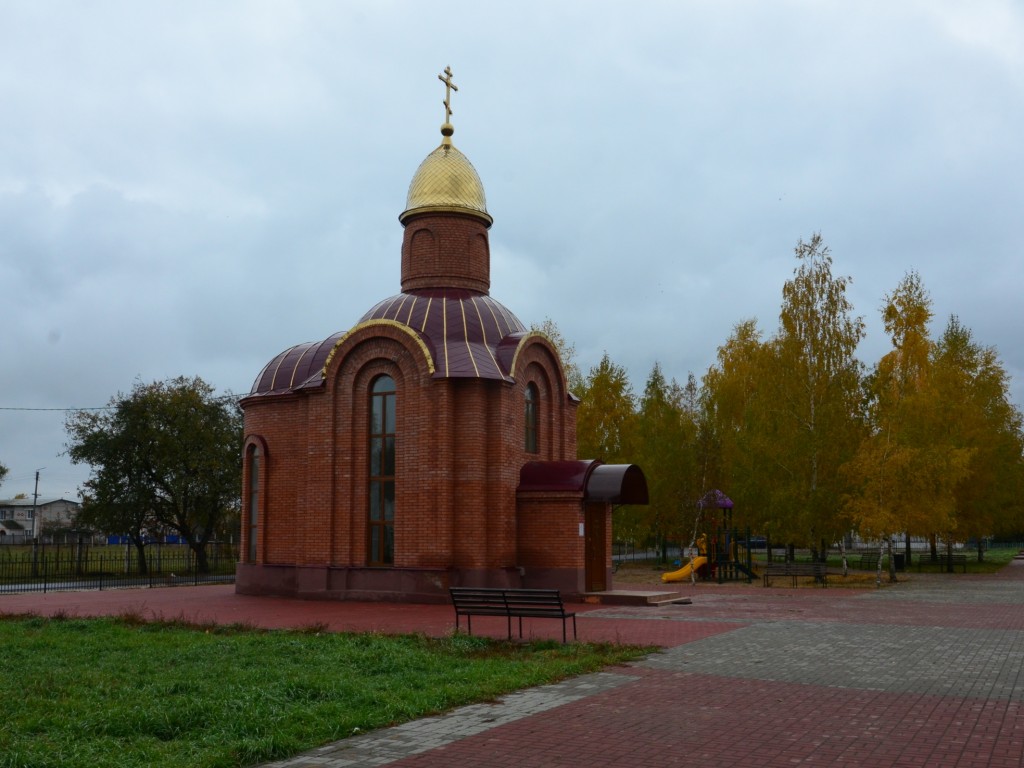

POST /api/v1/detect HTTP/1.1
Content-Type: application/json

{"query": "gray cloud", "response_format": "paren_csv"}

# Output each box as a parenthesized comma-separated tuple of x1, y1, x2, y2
(1, 1, 1021, 497)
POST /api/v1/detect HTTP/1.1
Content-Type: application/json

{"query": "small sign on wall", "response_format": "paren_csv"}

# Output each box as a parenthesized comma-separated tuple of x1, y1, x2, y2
(579, 522, 585, 537)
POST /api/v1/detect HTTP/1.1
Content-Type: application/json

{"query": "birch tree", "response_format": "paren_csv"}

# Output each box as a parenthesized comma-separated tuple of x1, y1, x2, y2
(765, 234, 865, 557)
(842, 272, 970, 582)
(932, 316, 1024, 559)
(576, 353, 639, 542)
(635, 363, 698, 558)
(531, 317, 585, 395)
(700, 319, 774, 536)
(576, 353, 636, 463)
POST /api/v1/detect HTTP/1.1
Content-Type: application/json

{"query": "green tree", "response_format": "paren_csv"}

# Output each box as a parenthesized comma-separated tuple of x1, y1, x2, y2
(69, 402, 159, 570)
(0, 461, 7, 491)
(700, 319, 777, 537)
(764, 233, 865, 554)
(531, 317, 585, 395)
(932, 316, 1024, 553)
(66, 376, 242, 572)
(634, 363, 698, 557)
(682, 372, 718, 499)
(576, 353, 636, 463)
(674, 373, 707, 539)
(576, 353, 639, 544)
(841, 272, 971, 580)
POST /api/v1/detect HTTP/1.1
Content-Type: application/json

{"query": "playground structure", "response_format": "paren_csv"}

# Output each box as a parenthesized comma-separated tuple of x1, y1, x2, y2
(662, 490, 757, 584)
(661, 534, 709, 582)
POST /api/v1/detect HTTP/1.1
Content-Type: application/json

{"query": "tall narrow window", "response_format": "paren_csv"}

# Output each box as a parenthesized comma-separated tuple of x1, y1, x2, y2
(369, 375, 396, 565)
(247, 445, 260, 562)
(525, 383, 539, 454)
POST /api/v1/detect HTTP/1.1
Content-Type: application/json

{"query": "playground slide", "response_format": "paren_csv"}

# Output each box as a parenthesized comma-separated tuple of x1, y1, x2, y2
(661, 556, 708, 583)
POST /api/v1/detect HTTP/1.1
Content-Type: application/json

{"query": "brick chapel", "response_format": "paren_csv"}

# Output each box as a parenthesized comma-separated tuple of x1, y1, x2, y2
(237, 70, 647, 602)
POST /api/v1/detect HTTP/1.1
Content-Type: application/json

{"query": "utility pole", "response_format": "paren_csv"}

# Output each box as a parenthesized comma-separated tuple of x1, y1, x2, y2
(32, 468, 42, 539)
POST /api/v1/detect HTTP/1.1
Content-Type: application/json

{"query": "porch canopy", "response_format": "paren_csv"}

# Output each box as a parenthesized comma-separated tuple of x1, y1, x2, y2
(518, 460, 648, 504)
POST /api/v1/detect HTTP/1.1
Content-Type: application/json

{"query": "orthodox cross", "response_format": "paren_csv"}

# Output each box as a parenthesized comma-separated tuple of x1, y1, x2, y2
(438, 66, 458, 123)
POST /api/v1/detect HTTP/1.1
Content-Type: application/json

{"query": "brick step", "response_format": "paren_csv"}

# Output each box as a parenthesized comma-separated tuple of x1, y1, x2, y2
(582, 590, 691, 606)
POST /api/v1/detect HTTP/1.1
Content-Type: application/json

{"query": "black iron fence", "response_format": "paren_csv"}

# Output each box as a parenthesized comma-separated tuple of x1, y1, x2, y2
(0, 541, 238, 595)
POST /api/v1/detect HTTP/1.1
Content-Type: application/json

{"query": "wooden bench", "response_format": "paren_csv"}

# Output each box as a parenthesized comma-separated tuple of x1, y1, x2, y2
(449, 587, 577, 643)
(858, 552, 880, 571)
(916, 552, 968, 573)
(762, 562, 828, 588)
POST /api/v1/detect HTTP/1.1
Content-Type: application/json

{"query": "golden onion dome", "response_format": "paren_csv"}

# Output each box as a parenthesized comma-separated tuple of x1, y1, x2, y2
(399, 123, 493, 228)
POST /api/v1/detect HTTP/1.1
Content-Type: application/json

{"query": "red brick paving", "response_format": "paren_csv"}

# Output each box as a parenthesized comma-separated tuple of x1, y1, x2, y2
(5, 561, 1024, 768)
(0, 585, 741, 646)
(392, 677, 1024, 768)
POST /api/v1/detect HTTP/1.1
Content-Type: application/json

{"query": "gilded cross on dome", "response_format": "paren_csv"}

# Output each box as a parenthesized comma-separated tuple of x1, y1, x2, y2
(438, 66, 458, 124)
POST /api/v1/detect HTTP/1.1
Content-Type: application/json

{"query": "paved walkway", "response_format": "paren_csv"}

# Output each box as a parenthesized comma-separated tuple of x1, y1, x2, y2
(5, 562, 1024, 767)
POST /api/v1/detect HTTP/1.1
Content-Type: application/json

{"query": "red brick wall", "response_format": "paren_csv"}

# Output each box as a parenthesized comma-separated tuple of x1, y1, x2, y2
(241, 434, 269, 562)
(242, 394, 309, 566)
(239, 280, 585, 599)
(516, 492, 585, 568)
(511, 335, 577, 460)
(400, 213, 490, 293)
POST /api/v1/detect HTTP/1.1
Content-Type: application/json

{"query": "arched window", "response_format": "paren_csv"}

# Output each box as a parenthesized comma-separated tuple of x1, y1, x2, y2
(369, 375, 396, 565)
(246, 444, 260, 563)
(525, 383, 539, 454)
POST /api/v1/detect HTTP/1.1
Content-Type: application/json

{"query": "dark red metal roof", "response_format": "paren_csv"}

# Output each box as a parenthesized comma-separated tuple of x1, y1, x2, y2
(361, 289, 525, 380)
(587, 464, 649, 504)
(518, 461, 649, 504)
(249, 332, 346, 396)
(248, 289, 526, 396)
(518, 460, 598, 493)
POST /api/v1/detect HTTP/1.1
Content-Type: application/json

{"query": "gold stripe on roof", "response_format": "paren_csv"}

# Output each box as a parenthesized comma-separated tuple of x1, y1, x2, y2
(321, 319, 436, 378)
(508, 331, 547, 379)
(471, 296, 502, 375)
(388, 294, 409, 320)
(460, 299, 480, 377)
(381, 295, 402, 319)
(268, 348, 290, 391)
(421, 297, 433, 333)
(481, 297, 505, 339)
(442, 298, 449, 377)
(289, 345, 313, 388)
(495, 301, 518, 335)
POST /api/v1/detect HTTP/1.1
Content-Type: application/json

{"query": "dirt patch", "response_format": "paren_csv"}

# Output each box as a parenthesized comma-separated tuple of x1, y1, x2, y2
(612, 563, 673, 586)
(612, 562, 894, 589)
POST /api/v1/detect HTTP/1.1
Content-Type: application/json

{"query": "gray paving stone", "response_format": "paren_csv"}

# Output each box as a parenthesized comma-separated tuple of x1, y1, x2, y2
(640, 622, 1024, 700)
(864, 578, 1024, 604)
(260, 671, 638, 767)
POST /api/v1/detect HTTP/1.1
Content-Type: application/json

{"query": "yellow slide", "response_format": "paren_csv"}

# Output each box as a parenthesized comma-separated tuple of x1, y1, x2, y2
(661, 556, 708, 583)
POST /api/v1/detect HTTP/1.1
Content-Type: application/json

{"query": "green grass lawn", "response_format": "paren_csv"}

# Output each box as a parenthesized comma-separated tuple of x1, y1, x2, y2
(750, 546, 1018, 580)
(908, 545, 1018, 573)
(814, 546, 1017, 573)
(0, 543, 238, 583)
(0, 613, 649, 768)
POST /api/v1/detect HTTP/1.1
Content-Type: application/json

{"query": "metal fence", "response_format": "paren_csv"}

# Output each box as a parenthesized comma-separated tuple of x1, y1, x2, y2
(0, 541, 238, 595)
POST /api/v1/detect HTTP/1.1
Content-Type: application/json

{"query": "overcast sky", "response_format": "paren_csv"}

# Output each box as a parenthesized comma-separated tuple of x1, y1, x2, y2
(2, 1, 1021, 500)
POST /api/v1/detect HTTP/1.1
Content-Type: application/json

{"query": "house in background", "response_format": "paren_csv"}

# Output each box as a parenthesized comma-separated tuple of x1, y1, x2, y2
(0, 497, 82, 541)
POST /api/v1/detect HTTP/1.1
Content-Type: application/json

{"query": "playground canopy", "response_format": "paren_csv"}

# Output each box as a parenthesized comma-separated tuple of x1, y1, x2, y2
(698, 489, 734, 510)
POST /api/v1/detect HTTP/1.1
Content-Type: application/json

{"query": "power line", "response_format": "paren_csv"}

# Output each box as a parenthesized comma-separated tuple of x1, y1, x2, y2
(0, 394, 243, 413)
(0, 406, 115, 412)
